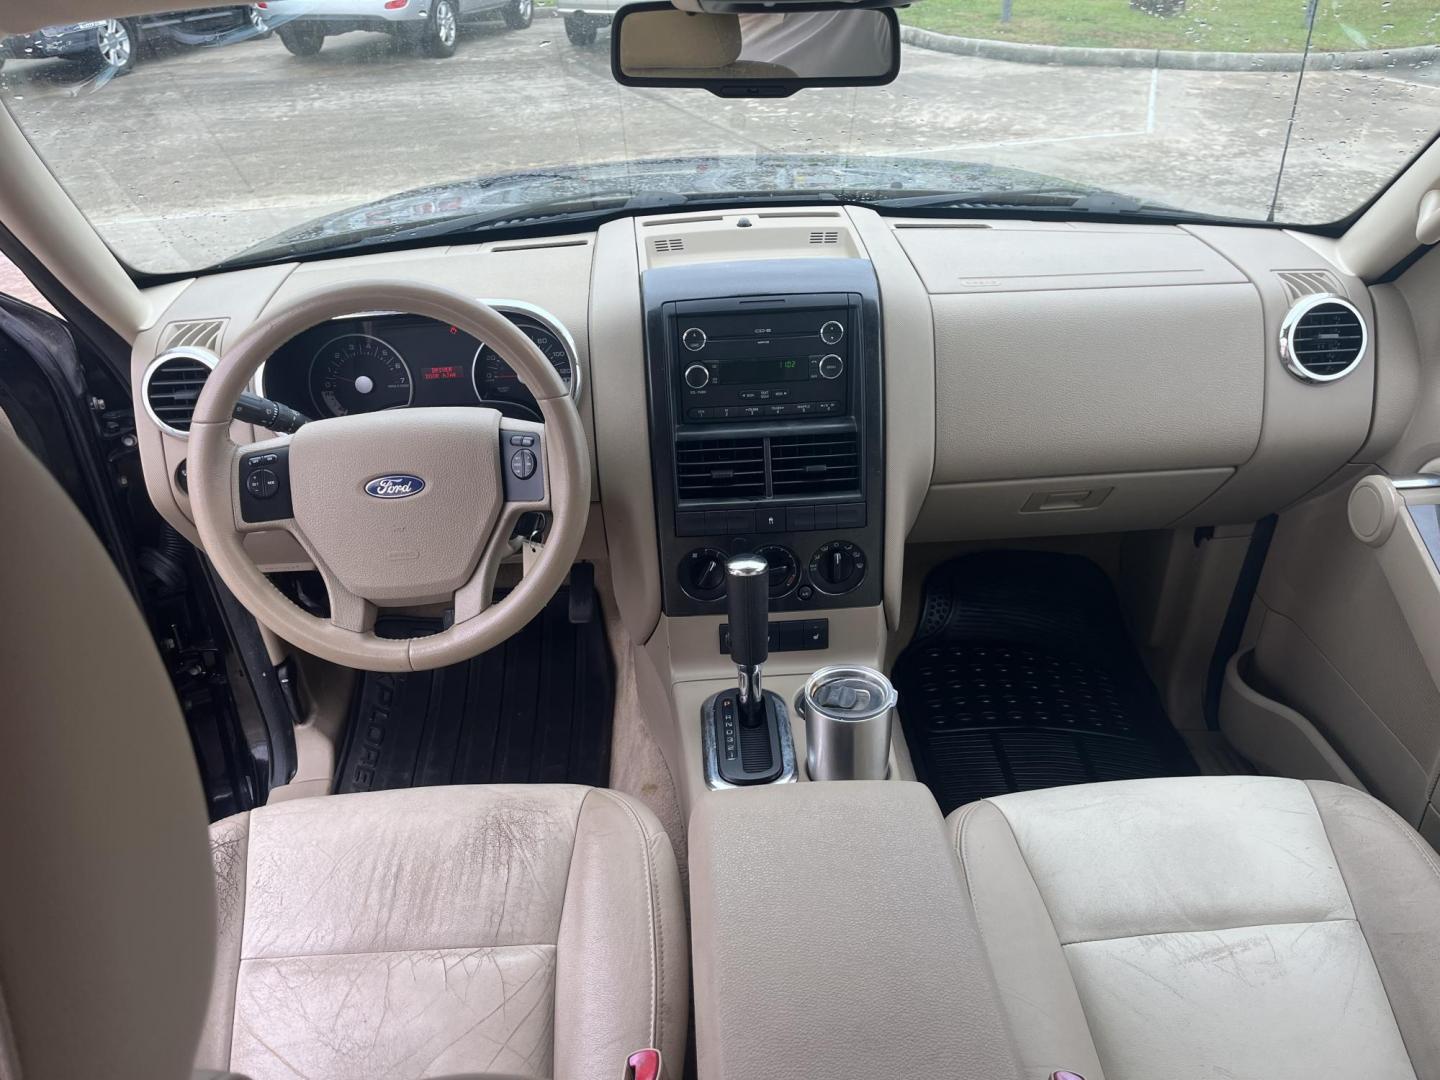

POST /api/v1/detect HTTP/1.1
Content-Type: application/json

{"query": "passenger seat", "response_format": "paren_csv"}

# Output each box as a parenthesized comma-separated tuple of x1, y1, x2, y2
(953, 776, 1440, 1080)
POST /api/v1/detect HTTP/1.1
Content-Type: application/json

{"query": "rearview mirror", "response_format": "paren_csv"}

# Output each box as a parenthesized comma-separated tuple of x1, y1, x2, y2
(612, 2, 900, 98)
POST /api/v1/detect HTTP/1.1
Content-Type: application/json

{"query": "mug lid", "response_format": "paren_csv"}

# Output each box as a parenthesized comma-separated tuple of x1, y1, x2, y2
(800, 665, 897, 721)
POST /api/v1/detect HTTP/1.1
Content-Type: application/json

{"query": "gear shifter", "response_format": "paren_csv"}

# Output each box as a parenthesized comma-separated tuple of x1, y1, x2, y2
(726, 555, 769, 727)
(699, 554, 797, 787)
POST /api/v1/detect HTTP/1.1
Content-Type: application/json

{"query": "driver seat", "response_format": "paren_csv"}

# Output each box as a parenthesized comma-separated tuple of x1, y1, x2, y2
(0, 425, 687, 1080)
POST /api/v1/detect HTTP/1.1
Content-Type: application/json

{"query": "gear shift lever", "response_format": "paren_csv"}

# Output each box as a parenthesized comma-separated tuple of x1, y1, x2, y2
(698, 553, 796, 787)
(726, 554, 769, 727)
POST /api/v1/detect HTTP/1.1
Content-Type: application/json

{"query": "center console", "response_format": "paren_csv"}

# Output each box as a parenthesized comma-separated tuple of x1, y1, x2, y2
(643, 259, 885, 624)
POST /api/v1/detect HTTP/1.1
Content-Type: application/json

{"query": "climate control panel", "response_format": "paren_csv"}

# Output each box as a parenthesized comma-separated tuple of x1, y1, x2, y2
(679, 541, 865, 605)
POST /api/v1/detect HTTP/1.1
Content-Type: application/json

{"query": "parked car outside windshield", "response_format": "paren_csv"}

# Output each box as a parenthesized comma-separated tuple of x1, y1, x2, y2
(1, 0, 1437, 274)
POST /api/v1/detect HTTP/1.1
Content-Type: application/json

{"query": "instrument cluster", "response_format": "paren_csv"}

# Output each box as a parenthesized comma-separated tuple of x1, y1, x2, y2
(259, 304, 577, 423)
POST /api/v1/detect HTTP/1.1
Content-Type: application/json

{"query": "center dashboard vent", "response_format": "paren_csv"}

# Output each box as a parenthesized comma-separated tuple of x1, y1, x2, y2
(770, 431, 860, 495)
(143, 347, 215, 435)
(1279, 294, 1367, 384)
(676, 437, 766, 500)
(676, 431, 860, 501)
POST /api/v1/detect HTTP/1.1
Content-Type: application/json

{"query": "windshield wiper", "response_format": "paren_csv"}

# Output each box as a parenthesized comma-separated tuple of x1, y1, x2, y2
(220, 189, 850, 270)
(868, 188, 1203, 217)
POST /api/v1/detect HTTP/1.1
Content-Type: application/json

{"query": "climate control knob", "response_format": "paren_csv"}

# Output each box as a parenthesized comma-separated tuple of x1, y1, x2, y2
(809, 540, 866, 595)
(679, 547, 730, 602)
(818, 354, 845, 380)
(684, 363, 712, 389)
(755, 544, 800, 599)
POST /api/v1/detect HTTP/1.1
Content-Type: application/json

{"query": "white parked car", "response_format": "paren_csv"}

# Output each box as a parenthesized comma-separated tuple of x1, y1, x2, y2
(553, 0, 630, 46)
(257, 0, 532, 57)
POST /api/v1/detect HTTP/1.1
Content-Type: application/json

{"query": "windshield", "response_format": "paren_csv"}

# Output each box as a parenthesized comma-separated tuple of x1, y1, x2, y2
(2, 0, 1437, 274)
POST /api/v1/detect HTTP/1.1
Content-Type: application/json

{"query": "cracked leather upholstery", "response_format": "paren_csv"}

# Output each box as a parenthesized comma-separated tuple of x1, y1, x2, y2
(197, 785, 686, 1080)
(951, 775, 1440, 1080)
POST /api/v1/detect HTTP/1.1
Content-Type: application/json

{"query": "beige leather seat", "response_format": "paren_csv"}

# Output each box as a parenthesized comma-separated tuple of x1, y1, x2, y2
(0, 430, 686, 1080)
(953, 775, 1440, 1080)
(201, 785, 686, 1080)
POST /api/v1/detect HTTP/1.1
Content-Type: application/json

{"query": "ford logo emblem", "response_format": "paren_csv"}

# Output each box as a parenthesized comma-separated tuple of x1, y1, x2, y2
(365, 474, 426, 499)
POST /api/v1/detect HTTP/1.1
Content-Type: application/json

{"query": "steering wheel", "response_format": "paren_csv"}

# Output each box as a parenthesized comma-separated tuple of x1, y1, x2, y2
(187, 281, 590, 672)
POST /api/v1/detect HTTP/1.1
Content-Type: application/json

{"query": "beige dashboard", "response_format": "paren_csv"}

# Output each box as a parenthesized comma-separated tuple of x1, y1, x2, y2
(131, 204, 1388, 647)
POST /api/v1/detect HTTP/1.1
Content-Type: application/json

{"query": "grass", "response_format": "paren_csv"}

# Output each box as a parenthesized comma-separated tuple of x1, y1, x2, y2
(899, 0, 1440, 52)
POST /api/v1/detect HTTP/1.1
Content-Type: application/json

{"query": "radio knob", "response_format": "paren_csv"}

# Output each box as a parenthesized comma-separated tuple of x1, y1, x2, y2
(818, 354, 845, 380)
(820, 320, 845, 345)
(684, 363, 711, 389)
(682, 327, 707, 352)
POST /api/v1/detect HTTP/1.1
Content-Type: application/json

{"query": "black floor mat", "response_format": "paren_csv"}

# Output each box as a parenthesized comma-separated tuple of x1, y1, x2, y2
(893, 552, 1197, 814)
(335, 590, 614, 793)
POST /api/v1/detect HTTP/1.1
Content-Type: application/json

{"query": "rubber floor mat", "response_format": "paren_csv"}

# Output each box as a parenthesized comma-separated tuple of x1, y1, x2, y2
(335, 589, 613, 793)
(892, 552, 1197, 814)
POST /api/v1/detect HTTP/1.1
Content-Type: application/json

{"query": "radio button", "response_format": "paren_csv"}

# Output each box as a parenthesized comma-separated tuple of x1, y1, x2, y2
(818, 354, 845, 380)
(686, 407, 711, 421)
(684, 363, 711, 389)
(683, 327, 707, 352)
(820, 320, 845, 345)
(816, 401, 842, 415)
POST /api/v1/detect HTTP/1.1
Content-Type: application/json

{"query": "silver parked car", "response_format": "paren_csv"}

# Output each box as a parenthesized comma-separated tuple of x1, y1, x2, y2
(257, 0, 531, 58)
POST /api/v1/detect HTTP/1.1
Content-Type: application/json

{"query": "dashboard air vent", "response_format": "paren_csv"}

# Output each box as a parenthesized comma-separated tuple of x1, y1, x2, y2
(808, 230, 840, 245)
(143, 347, 215, 435)
(770, 431, 860, 496)
(157, 317, 226, 354)
(676, 437, 766, 500)
(653, 237, 685, 253)
(1279, 294, 1366, 383)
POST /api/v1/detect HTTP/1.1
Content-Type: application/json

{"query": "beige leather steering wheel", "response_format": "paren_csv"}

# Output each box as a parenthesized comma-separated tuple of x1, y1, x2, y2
(188, 282, 590, 672)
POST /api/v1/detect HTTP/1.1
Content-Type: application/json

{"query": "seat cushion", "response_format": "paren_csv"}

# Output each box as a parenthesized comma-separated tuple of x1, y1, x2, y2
(197, 785, 686, 1080)
(950, 775, 1440, 1080)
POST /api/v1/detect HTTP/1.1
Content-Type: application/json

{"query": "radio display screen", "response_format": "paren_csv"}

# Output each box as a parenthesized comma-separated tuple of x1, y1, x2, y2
(716, 357, 810, 384)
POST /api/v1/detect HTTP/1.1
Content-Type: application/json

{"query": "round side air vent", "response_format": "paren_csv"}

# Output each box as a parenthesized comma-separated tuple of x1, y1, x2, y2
(1279, 293, 1366, 384)
(142, 346, 216, 436)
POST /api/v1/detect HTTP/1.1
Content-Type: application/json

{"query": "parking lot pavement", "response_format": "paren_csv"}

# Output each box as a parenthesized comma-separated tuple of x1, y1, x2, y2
(2, 20, 1437, 273)
(0, 254, 56, 315)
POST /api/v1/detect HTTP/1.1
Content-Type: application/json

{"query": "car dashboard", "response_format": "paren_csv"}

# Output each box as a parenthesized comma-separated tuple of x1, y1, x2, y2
(128, 205, 1385, 670)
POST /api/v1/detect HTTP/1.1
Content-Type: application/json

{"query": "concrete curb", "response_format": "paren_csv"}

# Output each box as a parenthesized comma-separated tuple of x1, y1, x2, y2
(899, 24, 1440, 72)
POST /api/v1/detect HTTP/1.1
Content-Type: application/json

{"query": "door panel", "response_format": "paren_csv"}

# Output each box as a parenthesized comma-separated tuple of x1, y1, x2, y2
(1237, 477, 1440, 827)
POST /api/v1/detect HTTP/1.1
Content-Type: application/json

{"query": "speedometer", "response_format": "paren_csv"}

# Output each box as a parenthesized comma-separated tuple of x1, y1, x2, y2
(310, 334, 413, 417)
(472, 320, 574, 403)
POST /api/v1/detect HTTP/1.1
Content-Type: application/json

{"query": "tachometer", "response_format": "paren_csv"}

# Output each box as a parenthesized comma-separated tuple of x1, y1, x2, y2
(472, 320, 574, 403)
(310, 334, 413, 417)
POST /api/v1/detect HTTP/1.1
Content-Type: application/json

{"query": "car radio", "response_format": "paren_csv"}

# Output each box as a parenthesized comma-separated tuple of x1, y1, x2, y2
(674, 305, 851, 423)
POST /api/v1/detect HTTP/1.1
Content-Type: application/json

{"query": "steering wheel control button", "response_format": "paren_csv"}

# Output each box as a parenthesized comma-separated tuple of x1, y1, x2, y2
(246, 469, 279, 499)
(499, 429, 545, 502)
(682, 327, 707, 352)
(238, 445, 293, 524)
(819, 320, 845, 345)
(510, 448, 538, 480)
(809, 540, 866, 595)
(684, 363, 712, 389)
(818, 354, 846, 380)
